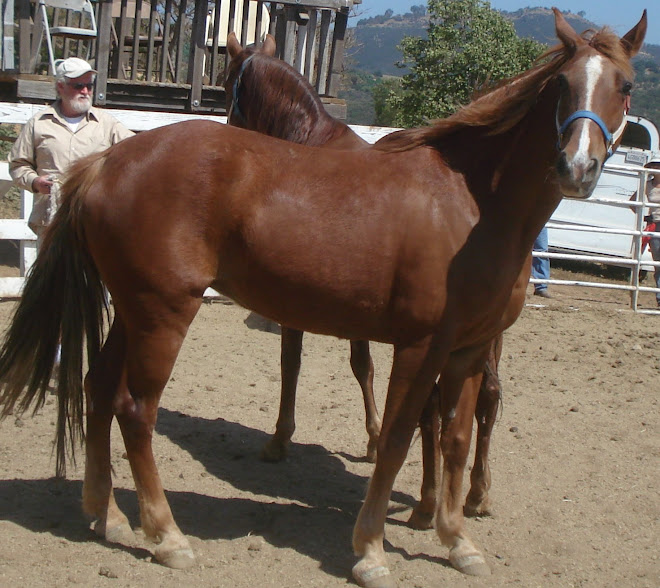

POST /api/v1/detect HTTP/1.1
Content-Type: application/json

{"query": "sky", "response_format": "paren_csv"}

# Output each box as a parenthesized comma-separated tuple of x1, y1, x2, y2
(351, 1, 658, 46)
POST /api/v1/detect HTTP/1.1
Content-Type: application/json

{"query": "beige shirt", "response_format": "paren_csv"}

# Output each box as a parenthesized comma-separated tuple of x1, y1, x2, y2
(9, 102, 134, 229)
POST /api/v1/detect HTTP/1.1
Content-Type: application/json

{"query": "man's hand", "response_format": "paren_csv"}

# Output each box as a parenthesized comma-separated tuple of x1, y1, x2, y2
(32, 175, 54, 194)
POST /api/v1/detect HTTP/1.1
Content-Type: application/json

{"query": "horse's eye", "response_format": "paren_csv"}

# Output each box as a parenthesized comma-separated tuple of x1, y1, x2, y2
(622, 81, 633, 95)
(557, 74, 569, 92)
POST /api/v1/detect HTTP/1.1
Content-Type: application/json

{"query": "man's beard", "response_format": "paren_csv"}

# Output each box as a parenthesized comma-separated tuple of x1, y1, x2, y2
(69, 95, 91, 115)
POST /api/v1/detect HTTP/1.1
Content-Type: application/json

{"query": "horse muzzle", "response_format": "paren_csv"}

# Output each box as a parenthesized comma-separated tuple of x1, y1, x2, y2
(555, 150, 602, 199)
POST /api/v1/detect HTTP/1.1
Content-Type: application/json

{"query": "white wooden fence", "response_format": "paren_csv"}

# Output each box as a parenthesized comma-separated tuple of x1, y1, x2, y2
(0, 101, 658, 312)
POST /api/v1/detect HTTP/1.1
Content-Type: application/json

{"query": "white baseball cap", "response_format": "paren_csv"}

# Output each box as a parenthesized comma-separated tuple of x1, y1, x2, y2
(55, 57, 97, 79)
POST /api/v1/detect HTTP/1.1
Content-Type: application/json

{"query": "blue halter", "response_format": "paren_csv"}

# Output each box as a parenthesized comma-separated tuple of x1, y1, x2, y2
(229, 54, 255, 125)
(556, 110, 616, 159)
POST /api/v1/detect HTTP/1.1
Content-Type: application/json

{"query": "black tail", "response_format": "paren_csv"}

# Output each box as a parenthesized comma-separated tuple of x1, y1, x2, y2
(0, 152, 108, 476)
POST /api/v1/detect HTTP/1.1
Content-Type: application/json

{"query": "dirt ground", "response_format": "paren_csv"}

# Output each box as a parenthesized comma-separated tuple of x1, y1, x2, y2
(0, 264, 658, 588)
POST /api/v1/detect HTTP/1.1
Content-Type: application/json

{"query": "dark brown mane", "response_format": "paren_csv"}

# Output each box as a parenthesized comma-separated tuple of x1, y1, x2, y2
(236, 52, 350, 146)
(374, 27, 631, 153)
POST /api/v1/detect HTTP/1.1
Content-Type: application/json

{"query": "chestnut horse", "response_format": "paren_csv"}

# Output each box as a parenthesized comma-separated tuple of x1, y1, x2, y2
(0, 10, 645, 587)
(224, 32, 381, 463)
(224, 31, 526, 523)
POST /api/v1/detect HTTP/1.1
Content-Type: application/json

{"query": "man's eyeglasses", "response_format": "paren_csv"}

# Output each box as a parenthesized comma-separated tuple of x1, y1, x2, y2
(67, 82, 94, 91)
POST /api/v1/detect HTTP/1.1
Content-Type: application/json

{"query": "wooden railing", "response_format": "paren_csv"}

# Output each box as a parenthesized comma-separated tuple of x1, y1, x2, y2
(4, 0, 357, 114)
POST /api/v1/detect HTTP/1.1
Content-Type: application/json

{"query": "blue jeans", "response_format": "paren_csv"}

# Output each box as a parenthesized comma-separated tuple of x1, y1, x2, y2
(532, 227, 550, 291)
(649, 235, 660, 305)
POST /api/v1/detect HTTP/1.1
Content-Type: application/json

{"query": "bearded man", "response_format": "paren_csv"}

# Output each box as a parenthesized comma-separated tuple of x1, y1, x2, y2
(9, 57, 134, 245)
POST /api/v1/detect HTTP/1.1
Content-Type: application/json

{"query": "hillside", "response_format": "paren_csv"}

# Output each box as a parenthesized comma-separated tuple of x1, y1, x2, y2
(343, 7, 660, 127)
(349, 8, 599, 75)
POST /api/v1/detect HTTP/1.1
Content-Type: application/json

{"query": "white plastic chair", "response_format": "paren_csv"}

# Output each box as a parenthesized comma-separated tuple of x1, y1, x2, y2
(36, 0, 98, 74)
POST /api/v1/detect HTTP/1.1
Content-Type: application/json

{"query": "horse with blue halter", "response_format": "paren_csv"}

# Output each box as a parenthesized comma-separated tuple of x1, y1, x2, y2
(0, 9, 645, 587)
(224, 30, 522, 525)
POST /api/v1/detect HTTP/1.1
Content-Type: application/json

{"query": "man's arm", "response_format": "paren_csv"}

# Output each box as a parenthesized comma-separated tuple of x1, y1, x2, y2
(8, 118, 40, 192)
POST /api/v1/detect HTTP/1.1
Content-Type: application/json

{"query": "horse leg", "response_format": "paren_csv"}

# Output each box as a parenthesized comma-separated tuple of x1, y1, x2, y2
(115, 296, 202, 569)
(352, 338, 442, 588)
(435, 345, 491, 576)
(83, 318, 136, 546)
(261, 326, 304, 462)
(407, 381, 440, 530)
(349, 339, 381, 463)
(465, 334, 503, 517)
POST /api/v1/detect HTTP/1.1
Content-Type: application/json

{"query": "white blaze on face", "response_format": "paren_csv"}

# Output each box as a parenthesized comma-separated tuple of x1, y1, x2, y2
(573, 55, 604, 165)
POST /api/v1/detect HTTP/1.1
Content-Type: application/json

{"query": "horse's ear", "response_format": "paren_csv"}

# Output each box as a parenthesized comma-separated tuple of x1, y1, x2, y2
(620, 10, 647, 57)
(553, 7, 584, 54)
(262, 34, 276, 57)
(227, 32, 242, 59)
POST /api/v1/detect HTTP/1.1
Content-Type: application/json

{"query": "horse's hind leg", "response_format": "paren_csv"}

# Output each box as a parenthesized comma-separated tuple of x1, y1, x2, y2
(408, 381, 440, 530)
(465, 334, 503, 517)
(115, 295, 203, 569)
(349, 340, 381, 462)
(83, 318, 136, 547)
(262, 326, 304, 462)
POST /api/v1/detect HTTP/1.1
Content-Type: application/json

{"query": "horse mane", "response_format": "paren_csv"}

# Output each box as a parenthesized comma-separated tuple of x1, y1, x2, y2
(239, 52, 350, 146)
(374, 27, 632, 153)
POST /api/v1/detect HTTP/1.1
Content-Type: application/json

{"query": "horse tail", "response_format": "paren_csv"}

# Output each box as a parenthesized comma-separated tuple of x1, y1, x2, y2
(0, 150, 109, 477)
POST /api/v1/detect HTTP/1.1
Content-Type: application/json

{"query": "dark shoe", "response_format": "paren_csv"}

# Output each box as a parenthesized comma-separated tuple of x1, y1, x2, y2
(534, 289, 552, 299)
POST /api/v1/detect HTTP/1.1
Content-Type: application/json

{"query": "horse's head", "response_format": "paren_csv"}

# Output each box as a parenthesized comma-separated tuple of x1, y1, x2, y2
(553, 8, 646, 198)
(225, 32, 277, 127)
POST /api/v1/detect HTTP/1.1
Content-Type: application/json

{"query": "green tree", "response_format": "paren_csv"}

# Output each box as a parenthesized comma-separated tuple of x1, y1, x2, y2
(372, 77, 403, 126)
(388, 0, 545, 127)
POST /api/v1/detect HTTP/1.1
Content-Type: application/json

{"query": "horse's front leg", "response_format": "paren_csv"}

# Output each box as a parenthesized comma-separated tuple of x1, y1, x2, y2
(436, 345, 492, 576)
(83, 318, 136, 547)
(349, 339, 381, 462)
(261, 326, 304, 462)
(115, 297, 202, 569)
(352, 337, 443, 588)
(465, 334, 503, 516)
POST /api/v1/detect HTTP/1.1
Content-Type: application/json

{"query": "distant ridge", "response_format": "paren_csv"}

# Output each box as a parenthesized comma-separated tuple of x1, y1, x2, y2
(350, 7, 657, 74)
(344, 7, 659, 127)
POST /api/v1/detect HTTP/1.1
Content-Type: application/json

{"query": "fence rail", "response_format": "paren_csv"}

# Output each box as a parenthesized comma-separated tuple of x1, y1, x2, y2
(531, 164, 660, 314)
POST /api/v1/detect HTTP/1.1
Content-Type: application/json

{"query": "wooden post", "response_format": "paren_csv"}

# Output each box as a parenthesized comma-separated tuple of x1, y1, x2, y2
(2, 0, 15, 69)
(187, 0, 208, 111)
(315, 9, 330, 94)
(282, 6, 296, 65)
(94, 0, 114, 105)
(173, 0, 187, 83)
(159, 0, 173, 82)
(325, 6, 346, 97)
(303, 9, 317, 83)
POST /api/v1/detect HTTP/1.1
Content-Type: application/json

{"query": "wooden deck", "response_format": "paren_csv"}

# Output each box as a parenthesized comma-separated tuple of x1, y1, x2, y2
(0, 0, 356, 117)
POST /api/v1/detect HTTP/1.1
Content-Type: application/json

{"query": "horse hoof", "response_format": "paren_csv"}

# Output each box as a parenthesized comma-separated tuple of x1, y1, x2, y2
(104, 523, 138, 547)
(365, 443, 378, 464)
(92, 520, 137, 547)
(407, 507, 434, 530)
(464, 499, 493, 518)
(352, 562, 396, 588)
(155, 547, 196, 569)
(449, 549, 490, 576)
(260, 440, 287, 463)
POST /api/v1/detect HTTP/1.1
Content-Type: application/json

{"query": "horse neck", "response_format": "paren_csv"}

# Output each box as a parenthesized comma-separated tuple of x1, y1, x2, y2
(242, 63, 349, 147)
(442, 83, 563, 269)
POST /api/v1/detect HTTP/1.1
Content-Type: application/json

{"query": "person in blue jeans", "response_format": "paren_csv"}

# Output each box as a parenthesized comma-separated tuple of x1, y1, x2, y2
(532, 226, 551, 298)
